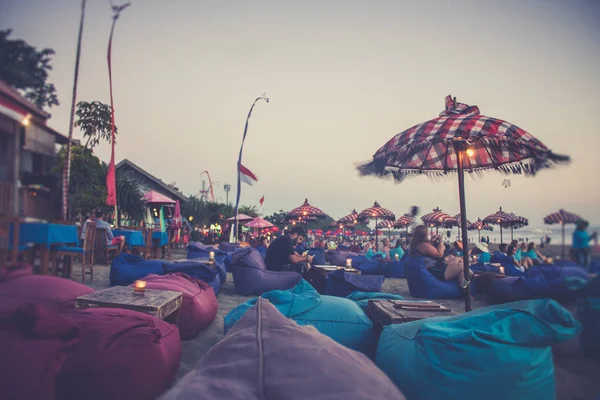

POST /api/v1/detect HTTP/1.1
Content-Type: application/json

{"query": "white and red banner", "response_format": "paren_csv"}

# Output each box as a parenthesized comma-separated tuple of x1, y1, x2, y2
(239, 164, 258, 186)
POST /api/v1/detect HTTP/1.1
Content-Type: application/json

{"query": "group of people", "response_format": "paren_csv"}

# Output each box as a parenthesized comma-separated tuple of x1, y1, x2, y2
(80, 209, 125, 253)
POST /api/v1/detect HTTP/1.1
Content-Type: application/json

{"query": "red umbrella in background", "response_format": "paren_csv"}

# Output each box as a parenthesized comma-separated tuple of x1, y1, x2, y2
(421, 208, 457, 235)
(245, 217, 274, 237)
(468, 218, 493, 242)
(357, 95, 569, 312)
(544, 209, 582, 259)
(358, 201, 396, 247)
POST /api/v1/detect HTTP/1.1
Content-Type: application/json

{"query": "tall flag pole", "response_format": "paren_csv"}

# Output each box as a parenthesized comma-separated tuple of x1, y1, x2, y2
(105, 2, 130, 225)
(62, 0, 87, 221)
(233, 96, 269, 242)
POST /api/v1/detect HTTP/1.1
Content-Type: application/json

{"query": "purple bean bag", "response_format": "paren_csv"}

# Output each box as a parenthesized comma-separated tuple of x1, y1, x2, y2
(131, 273, 218, 340)
(231, 247, 302, 296)
(404, 255, 462, 299)
(356, 260, 386, 275)
(325, 270, 385, 298)
(186, 242, 227, 264)
(219, 241, 240, 252)
(328, 250, 359, 266)
(160, 298, 406, 400)
(56, 308, 181, 400)
(384, 261, 406, 278)
(0, 303, 81, 400)
(0, 263, 95, 311)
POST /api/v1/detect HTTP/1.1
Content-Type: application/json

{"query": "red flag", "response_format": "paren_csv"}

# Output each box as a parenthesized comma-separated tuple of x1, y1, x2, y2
(259, 196, 264, 206)
(239, 164, 258, 186)
(105, 16, 117, 206)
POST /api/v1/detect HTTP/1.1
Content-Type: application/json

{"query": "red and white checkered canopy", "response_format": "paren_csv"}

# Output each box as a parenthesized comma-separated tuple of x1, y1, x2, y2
(287, 198, 327, 219)
(336, 209, 359, 226)
(544, 209, 582, 225)
(358, 95, 569, 181)
(468, 218, 493, 231)
(358, 201, 396, 222)
(394, 213, 414, 228)
(377, 220, 395, 229)
(483, 208, 528, 228)
(421, 208, 456, 227)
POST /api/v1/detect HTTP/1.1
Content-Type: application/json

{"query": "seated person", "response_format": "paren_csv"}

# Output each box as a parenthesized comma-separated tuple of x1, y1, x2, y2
(265, 227, 313, 273)
(254, 236, 268, 256)
(389, 239, 405, 261)
(350, 241, 361, 254)
(522, 242, 548, 264)
(510, 240, 522, 263)
(380, 238, 391, 258)
(492, 243, 508, 258)
(366, 245, 386, 260)
(472, 242, 491, 263)
(294, 236, 307, 255)
(409, 225, 467, 288)
(80, 211, 94, 244)
(94, 210, 125, 253)
(507, 244, 529, 272)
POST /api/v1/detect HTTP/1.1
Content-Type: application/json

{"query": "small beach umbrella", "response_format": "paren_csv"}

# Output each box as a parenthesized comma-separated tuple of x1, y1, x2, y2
(508, 213, 529, 241)
(358, 201, 396, 247)
(468, 218, 493, 242)
(483, 207, 524, 243)
(287, 199, 328, 228)
(421, 207, 457, 235)
(226, 214, 254, 222)
(245, 217, 274, 237)
(394, 213, 414, 231)
(377, 219, 395, 239)
(357, 95, 569, 311)
(544, 209, 583, 259)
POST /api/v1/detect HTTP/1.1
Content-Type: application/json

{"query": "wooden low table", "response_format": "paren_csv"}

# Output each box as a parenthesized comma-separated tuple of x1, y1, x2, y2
(312, 265, 361, 275)
(75, 286, 183, 323)
(367, 299, 456, 331)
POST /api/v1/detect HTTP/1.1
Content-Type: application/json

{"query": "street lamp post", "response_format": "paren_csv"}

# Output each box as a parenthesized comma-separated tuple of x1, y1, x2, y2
(224, 184, 231, 205)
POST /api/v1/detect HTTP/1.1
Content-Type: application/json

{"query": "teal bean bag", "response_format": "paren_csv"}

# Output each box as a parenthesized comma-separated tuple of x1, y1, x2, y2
(225, 280, 377, 357)
(376, 299, 581, 400)
(346, 291, 404, 312)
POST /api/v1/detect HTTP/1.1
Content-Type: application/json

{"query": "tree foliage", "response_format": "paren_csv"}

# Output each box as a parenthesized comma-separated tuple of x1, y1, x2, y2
(181, 197, 261, 228)
(0, 29, 59, 109)
(52, 145, 107, 219)
(238, 205, 260, 218)
(116, 175, 145, 223)
(75, 101, 118, 150)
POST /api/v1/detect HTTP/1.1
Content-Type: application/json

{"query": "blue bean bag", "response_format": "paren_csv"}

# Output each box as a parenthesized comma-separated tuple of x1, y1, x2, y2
(349, 255, 368, 268)
(404, 255, 462, 299)
(223, 253, 233, 272)
(489, 266, 590, 304)
(384, 261, 405, 278)
(590, 259, 600, 274)
(327, 251, 358, 266)
(186, 243, 226, 264)
(346, 291, 404, 312)
(578, 297, 600, 359)
(307, 248, 326, 265)
(325, 270, 384, 298)
(376, 299, 581, 400)
(110, 253, 165, 286)
(470, 262, 502, 274)
(356, 260, 385, 276)
(224, 280, 378, 357)
(163, 261, 221, 295)
(490, 253, 525, 276)
(231, 247, 301, 296)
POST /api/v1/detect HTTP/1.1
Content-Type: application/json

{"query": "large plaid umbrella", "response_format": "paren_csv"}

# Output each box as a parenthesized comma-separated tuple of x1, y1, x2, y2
(377, 219, 395, 239)
(544, 209, 583, 259)
(357, 95, 569, 311)
(358, 201, 396, 246)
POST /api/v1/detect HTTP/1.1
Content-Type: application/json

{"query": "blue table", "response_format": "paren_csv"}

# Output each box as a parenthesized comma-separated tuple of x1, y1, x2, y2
(19, 223, 79, 275)
(113, 229, 145, 247)
(153, 231, 168, 247)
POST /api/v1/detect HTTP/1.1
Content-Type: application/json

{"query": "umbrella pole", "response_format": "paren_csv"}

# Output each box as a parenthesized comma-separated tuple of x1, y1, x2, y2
(500, 225, 503, 244)
(456, 145, 471, 312)
(561, 223, 565, 259)
(511, 226, 514, 241)
(375, 217, 378, 250)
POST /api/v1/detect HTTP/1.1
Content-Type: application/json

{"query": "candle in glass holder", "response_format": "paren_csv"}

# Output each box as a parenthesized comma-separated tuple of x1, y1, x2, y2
(394, 253, 399, 261)
(498, 266, 505, 275)
(345, 258, 352, 267)
(209, 251, 215, 262)
(133, 280, 147, 296)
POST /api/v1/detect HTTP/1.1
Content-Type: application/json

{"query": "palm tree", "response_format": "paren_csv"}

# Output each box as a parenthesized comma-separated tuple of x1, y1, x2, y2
(238, 205, 260, 218)
(116, 175, 144, 225)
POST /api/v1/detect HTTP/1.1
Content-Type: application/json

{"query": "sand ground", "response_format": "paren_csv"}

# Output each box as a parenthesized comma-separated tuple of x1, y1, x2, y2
(72, 248, 600, 400)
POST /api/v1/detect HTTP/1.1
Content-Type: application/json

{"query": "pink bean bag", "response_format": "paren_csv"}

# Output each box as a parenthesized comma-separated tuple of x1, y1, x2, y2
(131, 273, 218, 340)
(56, 308, 181, 400)
(0, 263, 95, 311)
(0, 303, 80, 400)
